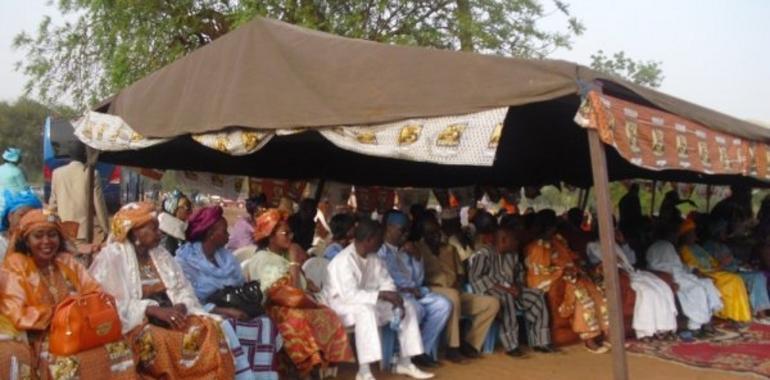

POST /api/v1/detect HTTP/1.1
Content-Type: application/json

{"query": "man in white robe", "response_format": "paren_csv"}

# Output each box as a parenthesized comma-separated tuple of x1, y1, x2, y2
(587, 228, 677, 339)
(324, 219, 433, 380)
(645, 226, 722, 335)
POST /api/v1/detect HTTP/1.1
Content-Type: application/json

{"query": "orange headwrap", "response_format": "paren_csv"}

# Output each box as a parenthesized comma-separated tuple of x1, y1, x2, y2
(111, 202, 157, 242)
(678, 218, 696, 237)
(6, 209, 66, 256)
(253, 209, 288, 242)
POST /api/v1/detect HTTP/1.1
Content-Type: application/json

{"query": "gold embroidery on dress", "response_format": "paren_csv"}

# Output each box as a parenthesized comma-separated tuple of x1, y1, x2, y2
(49, 356, 80, 380)
(436, 124, 465, 147)
(398, 123, 422, 146)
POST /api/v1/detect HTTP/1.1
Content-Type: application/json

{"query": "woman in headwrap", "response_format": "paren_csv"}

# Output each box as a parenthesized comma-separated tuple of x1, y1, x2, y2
(679, 218, 752, 323)
(89, 202, 236, 379)
(227, 194, 267, 251)
(175, 206, 281, 380)
(0, 209, 136, 379)
(158, 190, 192, 255)
(241, 209, 353, 378)
(0, 188, 42, 259)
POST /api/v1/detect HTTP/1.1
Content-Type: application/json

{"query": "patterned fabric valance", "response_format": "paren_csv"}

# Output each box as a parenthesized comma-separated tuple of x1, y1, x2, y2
(575, 90, 770, 181)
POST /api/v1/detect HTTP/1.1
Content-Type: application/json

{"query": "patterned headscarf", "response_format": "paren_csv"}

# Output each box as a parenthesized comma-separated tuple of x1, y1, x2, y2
(2, 148, 21, 163)
(162, 190, 190, 215)
(1, 189, 42, 232)
(7, 209, 66, 255)
(185, 206, 224, 242)
(253, 208, 288, 242)
(111, 202, 157, 242)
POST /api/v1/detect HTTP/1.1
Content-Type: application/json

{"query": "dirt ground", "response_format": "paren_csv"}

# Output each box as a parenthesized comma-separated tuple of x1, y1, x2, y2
(336, 345, 754, 380)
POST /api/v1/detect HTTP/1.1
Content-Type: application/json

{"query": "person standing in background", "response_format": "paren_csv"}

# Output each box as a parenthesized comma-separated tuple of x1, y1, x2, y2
(0, 148, 28, 212)
(49, 141, 109, 242)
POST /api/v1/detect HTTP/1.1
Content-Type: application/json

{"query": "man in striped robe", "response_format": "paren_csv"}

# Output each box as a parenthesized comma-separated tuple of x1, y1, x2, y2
(469, 212, 555, 356)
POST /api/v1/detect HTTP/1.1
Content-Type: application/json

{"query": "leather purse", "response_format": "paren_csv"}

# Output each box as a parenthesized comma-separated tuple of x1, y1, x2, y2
(49, 292, 123, 356)
(206, 281, 265, 318)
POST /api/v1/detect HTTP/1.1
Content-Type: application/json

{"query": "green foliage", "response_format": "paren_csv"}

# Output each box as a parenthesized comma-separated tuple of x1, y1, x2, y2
(590, 50, 664, 88)
(0, 98, 74, 184)
(14, 0, 583, 108)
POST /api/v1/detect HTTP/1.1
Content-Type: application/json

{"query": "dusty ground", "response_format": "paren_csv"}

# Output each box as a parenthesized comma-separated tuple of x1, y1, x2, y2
(336, 345, 754, 380)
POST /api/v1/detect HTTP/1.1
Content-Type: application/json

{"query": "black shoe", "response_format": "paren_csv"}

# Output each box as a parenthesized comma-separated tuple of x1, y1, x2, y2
(412, 354, 440, 368)
(445, 348, 468, 364)
(459, 342, 480, 359)
(506, 347, 528, 358)
(532, 345, 560, 353)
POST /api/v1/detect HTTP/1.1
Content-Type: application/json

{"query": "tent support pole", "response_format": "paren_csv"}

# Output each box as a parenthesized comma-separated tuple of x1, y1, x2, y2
(650, 180, 657, 216)
(85, 146, 97, 243)
(587, 130, 628, 380)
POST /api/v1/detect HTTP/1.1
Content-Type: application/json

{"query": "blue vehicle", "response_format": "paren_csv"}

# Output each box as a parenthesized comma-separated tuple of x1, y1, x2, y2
(42, 117, 123, 212)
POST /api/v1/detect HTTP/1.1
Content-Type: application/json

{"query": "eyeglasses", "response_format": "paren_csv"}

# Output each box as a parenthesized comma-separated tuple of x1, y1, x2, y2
(277, 230, 294, 237)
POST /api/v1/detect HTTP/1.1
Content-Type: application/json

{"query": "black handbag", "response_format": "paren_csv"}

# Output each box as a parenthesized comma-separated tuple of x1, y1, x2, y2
(206, 281, 265, 318)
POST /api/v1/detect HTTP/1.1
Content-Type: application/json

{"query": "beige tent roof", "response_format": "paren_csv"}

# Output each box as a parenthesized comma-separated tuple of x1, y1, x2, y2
(102, 17, 770, 143)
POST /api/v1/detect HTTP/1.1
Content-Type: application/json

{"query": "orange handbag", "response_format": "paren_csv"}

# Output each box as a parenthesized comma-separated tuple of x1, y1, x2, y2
(49, 292, 123, 356)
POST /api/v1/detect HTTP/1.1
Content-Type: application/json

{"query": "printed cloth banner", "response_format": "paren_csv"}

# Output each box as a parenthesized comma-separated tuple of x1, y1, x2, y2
(575, 91, 770, 180)
(73, 111, 275, 155)
(74, 109, 506, 165)
(174, 171, 245, 200)
(248, 179, 307, 207)
(319, 108, 508, 166)
(73, 111, 170, 150)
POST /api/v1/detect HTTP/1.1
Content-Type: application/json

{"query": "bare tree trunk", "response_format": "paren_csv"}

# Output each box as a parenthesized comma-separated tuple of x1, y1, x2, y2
(455, 0, 474, 51)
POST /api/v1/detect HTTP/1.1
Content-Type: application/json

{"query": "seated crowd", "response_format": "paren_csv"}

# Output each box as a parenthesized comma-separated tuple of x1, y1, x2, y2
(1, 183, 770, 380)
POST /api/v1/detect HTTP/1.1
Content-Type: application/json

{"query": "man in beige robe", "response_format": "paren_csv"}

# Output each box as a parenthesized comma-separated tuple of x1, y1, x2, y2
(417, 217, 500, 360)
(49, 142, 109, 241)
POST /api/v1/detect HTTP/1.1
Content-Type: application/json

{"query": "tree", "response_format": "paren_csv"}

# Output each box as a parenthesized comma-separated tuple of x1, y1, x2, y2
(590, 49, 664, 88)
(14, 0, 584, 108)
(0, 98, 74, 183)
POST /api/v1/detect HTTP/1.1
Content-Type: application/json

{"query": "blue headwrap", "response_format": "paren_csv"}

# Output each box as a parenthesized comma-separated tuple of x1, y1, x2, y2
(2, 148, 21, 163)
(1, 189, 42, 231)
(162, 189, 186, 215)
(385, 211, 409, 227)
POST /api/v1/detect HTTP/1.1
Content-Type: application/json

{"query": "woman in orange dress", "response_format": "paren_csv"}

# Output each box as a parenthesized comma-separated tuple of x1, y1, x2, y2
(0, 209, 137, 379)
(241, 209, 353, 378)
(525, 210, 610, 353)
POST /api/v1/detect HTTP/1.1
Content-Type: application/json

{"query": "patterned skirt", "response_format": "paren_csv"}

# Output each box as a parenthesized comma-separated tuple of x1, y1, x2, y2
(0, 337, 137, 380)
(127, 315, 234, 380)
(266, 280, 353, 375)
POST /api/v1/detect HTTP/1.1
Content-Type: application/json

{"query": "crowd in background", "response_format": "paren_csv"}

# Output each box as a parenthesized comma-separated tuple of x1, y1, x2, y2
(3, 143, 770, 379)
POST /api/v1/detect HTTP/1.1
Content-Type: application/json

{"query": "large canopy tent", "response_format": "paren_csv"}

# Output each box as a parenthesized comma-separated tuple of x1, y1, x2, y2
(73, 16, 770, 380)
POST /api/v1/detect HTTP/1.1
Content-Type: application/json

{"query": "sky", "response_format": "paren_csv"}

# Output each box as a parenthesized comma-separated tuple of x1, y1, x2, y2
(0, 0, 768, 125)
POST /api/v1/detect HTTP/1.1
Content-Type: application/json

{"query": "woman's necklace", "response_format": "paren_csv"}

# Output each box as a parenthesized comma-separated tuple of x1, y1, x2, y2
(39, 264, 60, 299)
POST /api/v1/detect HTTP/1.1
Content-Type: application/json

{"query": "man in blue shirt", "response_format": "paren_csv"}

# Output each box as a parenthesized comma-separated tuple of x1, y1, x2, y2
(378, 211, 451, 369)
